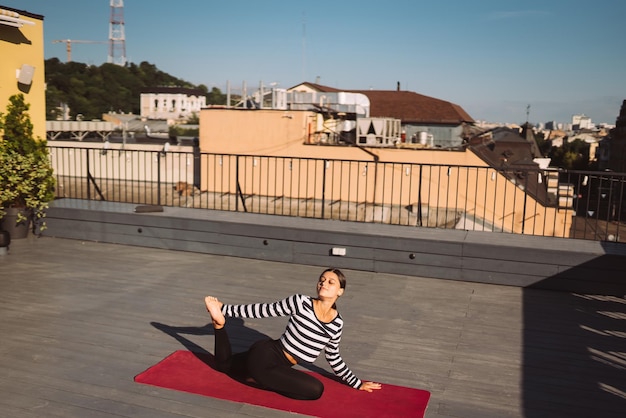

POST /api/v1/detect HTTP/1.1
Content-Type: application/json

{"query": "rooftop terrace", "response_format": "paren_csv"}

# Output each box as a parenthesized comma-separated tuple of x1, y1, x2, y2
(0, 230, 623, 417)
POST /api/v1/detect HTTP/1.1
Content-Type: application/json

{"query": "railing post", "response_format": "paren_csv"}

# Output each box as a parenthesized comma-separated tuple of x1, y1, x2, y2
(521, 170, 528, 234)
(86, 149, 91, 200)
(234, 155, 247, 212)
(417, 164, 423, 226)
(235, 156, 239, 212)
(322, 159, 327, 219)
(193, 137, 201, 189)
(157, 152, 162, 206)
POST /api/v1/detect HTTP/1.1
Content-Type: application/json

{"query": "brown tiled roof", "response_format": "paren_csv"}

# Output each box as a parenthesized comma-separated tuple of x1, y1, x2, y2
(468, 128, 551, 205)
(352, 90, 474, 124)
(290, 82, 474, 124)
(470, 129, 539, 168)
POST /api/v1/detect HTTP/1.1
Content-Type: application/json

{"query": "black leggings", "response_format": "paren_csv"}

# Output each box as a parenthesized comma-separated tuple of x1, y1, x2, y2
(213, 327, 324, 400)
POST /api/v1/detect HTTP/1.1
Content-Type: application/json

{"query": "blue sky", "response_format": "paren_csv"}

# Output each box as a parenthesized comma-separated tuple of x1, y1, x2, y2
(5, 0, 625, 125)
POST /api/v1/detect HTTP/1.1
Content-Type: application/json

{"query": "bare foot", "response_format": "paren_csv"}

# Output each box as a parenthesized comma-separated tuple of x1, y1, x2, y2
(205, 296, 225, 329)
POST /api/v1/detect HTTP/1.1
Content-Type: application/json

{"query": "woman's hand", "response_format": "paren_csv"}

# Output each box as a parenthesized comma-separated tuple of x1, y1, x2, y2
(359, 381, 382, 392)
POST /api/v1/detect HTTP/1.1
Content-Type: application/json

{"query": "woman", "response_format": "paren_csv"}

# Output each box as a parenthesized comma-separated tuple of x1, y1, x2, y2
(204, 267, 382, 400)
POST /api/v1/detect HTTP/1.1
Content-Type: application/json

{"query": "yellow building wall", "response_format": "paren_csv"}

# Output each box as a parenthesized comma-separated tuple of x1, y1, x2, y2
(199, 108, 485, 165)
(199, 108, 572, 237)
(0, 7, 46, 140)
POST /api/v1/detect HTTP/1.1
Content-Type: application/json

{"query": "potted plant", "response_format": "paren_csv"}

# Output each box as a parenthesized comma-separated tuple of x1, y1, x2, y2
(0, 94, 56, 238)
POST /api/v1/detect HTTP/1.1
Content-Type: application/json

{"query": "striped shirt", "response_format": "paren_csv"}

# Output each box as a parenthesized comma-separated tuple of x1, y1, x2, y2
(221, 294, 362, 389)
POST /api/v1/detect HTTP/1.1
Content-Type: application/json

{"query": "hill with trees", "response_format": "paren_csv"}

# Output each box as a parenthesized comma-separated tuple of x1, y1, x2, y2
(44, 58, 225, 121)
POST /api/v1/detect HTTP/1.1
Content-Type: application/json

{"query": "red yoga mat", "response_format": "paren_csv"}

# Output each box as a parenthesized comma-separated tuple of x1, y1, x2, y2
(135, 350, 430, 418)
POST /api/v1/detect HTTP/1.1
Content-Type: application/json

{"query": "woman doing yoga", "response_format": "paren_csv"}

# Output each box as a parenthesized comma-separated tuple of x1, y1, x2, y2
(204, 267, 382, 400)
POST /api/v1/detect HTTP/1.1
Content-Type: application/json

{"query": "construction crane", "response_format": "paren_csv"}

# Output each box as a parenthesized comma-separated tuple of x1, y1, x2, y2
(52, 39, 108, 63)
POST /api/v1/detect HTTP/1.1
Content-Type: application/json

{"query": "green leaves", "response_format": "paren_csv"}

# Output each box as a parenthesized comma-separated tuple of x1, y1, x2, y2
(0, 94, 56, 231)
(2, 94, 35, 153)
(0, 149, 54, 207)
(548, 138, 591, 170)
(44, 58, 211, 119)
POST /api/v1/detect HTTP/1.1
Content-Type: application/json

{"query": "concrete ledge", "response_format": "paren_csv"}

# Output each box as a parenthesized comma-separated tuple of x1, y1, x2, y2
(44, 199, 626, 294)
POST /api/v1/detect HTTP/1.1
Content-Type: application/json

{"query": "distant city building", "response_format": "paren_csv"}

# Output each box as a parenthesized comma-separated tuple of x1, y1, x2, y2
(597, 122, 616, 130)
(572, 114, 593, 130)
(140, 87, 206, 122)
(545, 121, 557, 130)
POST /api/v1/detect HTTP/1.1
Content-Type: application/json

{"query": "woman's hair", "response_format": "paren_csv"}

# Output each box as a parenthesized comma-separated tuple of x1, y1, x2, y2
(320, 268, 346, 310)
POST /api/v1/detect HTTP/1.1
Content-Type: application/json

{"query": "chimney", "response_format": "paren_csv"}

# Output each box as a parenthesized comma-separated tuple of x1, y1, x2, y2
(397, 81, 400, 91)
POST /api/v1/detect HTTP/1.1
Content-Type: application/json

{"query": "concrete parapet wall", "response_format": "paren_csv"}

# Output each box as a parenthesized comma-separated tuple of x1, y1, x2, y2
(44, 199, 626, 295)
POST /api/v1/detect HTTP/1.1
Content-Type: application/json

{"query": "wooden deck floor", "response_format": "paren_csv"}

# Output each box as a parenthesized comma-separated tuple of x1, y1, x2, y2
(0, 235, 623, 418)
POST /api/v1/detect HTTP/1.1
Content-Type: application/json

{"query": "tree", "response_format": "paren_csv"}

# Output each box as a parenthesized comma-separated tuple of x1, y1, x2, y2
(548, 138, 590, 170)
(207, 87, 226, 105)
(45, 59, 206, 119)
(0, 94, 56, 233)
(2, 94, 39, 154)
(186, 113, 200, 124)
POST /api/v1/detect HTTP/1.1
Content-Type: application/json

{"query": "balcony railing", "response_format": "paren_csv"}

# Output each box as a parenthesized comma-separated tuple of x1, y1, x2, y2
(47, 145, 626, 242)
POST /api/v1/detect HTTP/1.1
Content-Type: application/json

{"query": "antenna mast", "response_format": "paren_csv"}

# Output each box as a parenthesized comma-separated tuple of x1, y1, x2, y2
(301, 12, 306, 82)
(108, 0, 126, 66)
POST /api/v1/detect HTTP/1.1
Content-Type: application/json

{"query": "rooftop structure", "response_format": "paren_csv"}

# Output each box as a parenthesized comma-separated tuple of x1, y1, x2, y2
(1, 203, 623, 417)
(288, 82, 474, 148)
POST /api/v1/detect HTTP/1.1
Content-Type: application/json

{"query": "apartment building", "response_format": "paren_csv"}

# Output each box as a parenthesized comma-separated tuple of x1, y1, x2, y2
(140, 87, 206, 123)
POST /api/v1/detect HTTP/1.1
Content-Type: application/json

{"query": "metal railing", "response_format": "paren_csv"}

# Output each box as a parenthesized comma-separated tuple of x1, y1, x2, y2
(47, 145, 626, 242)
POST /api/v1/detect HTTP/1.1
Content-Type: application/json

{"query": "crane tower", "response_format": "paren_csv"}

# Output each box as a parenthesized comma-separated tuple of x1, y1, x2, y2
(108, 0, 127, 66)
(52, 39, 108, 63)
